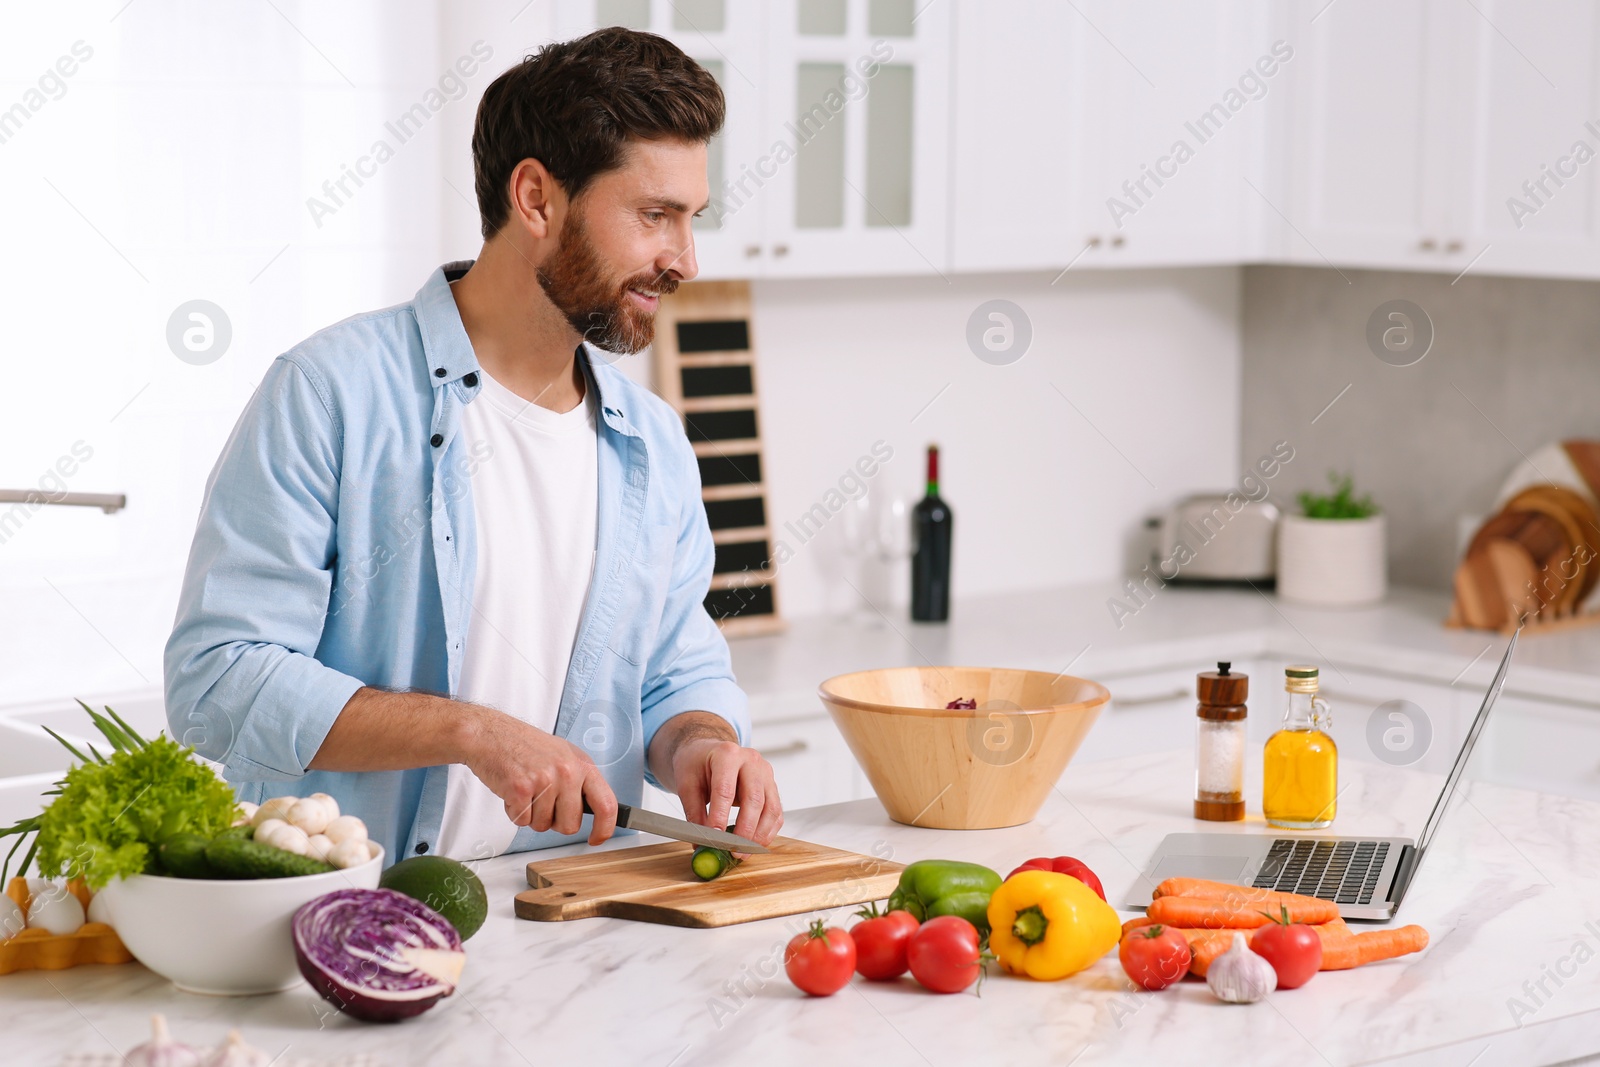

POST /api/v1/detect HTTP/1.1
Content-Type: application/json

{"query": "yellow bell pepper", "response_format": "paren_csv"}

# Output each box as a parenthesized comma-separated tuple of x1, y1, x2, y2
(986, 870, 1121, 980)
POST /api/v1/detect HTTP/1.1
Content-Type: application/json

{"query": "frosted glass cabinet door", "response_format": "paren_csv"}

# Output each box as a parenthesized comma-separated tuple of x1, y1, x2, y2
(760, 0, 952, 277)
(555, 0, 768, 280)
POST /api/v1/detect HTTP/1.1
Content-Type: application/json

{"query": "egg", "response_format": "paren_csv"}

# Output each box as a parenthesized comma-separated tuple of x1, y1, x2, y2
(0, 894, 24, 941)
(26, 883, 85, 936)
(86, 890, 114, 928)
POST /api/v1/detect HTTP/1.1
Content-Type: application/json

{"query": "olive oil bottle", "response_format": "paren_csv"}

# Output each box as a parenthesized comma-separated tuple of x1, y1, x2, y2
(1263, 665, 1337, 829)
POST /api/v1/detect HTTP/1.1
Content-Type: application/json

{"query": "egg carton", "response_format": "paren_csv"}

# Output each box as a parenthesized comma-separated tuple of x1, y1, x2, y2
(0, 876, 134, 974)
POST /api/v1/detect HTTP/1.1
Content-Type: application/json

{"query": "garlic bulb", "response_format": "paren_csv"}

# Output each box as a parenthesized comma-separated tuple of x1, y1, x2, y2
(1207, 931, 1277, 1004)
(288, 798, 332, 835)
(201, 1029, 271, 1067)
(125, 1014, 200, 1067)
(323, 814, 368, 845)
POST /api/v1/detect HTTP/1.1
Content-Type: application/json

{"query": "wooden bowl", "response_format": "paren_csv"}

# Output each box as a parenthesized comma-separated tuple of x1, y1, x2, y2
(818, 666, 1109, 830)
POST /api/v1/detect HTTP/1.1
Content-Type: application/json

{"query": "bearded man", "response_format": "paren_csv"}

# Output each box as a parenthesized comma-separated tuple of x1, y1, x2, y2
(164, 28, 782, 864)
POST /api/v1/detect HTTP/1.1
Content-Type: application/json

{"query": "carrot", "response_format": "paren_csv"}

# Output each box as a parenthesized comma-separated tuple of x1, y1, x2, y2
(1317, 925, 1429, 970)
(1121, 915, 1159, 937)
(1181, 929, 1237, 977)
(1147, 894, 1339, 930)
(1153, 877, 1338, 913)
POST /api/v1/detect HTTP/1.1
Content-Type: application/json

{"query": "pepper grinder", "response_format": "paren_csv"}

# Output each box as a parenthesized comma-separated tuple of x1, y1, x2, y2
(1194, 661, 1248, 821)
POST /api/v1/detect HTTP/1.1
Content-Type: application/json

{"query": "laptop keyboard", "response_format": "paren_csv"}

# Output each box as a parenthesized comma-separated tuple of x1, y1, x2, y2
(1251, 839, 1389, 905)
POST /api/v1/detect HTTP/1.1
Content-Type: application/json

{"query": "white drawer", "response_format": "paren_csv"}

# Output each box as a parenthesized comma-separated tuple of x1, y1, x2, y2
(1478, 696, 1600, 802)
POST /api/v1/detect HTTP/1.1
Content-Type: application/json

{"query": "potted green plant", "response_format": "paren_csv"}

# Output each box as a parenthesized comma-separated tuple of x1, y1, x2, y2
(1277, 473, 1386, 606)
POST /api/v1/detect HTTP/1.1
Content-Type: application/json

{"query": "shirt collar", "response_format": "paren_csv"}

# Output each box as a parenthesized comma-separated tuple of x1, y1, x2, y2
(413, 261, 634, 436)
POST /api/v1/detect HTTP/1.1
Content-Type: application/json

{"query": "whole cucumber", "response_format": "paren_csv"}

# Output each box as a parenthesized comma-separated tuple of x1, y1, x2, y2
(204, 835, 336, 879)
(158, 833, 218, 879)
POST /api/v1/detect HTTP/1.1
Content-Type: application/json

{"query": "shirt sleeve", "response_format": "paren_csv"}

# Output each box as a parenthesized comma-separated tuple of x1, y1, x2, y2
(163, 355, 364, 780)
(638, 431, 750, 784)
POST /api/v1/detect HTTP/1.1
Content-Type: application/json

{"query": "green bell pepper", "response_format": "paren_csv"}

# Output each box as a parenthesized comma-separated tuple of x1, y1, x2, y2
(886, 859, 1003, 933)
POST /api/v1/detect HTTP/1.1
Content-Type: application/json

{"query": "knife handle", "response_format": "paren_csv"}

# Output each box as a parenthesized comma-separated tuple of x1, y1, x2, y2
(581, 799, 632, 824)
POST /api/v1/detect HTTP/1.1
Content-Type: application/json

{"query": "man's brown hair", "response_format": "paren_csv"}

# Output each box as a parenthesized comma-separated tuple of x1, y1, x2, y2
(471, 28, 725, 239)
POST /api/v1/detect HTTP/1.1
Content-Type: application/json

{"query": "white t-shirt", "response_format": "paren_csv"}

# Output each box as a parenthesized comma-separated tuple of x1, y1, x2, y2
(436, 369, 599, 859)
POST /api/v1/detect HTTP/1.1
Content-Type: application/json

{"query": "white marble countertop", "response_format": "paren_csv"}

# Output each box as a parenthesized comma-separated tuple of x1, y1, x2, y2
(731, 582, 1600, 722)
(10, 750, 1600, 1067)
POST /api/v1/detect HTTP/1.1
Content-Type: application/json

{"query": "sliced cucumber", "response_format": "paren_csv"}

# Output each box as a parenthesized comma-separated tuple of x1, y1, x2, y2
(691, 846, 740, 881)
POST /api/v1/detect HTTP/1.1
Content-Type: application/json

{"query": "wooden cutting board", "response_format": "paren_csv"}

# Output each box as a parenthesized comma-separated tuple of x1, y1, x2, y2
(514, 837, 903, 928)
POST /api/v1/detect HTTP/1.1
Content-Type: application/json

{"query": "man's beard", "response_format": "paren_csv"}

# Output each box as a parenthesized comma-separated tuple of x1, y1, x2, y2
(536, 207, 679, 355)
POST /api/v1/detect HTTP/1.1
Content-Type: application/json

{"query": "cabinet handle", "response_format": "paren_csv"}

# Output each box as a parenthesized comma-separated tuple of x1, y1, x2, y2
(0, 490, 126, 514)
(1110, 687, 1192, 708)
(1418, 237, 1437, 252)
(1110, 234, 1126, 248)
(762, 739, 811, 758)
(772, 244, 790, 257)
(1086, 235, 1103, 248)
(1445, 238, 1463, 253)
(744, 244, 761, 257)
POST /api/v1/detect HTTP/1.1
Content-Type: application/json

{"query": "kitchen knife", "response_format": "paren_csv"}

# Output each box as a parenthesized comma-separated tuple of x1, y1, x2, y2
(585, 801, 770, 853)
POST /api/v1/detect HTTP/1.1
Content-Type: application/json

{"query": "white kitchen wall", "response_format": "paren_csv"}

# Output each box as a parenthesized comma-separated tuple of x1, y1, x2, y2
(1, 2, 453, 704)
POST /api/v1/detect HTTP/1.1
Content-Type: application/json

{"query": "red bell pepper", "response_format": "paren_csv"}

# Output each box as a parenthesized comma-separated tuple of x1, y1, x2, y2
(1007, 856, 1105, 900)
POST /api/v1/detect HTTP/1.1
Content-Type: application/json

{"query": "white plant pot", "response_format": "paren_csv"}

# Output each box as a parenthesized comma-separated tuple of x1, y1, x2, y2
(1277, 513, 1387, 607)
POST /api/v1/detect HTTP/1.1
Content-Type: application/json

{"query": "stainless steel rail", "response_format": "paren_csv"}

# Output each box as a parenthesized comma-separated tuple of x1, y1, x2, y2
(0, 490, 126, 514)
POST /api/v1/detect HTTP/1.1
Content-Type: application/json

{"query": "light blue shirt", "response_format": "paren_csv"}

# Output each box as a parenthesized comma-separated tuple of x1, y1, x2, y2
(164, 261, 749, 863)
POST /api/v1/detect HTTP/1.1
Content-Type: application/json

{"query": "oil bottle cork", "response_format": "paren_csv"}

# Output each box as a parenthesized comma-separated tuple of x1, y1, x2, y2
(1195, 661, 1248, 821)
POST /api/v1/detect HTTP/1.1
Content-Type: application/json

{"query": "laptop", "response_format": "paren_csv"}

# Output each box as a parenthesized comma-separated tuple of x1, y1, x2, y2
(1125, 625, 1520, 921)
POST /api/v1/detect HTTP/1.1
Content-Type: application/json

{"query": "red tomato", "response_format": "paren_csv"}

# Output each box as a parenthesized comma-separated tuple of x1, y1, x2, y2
(785, 920, 856, 996)
(906, 915, 983, 994)
(1006, 856, 1106, 901)
(1118, 924, 1192, 991)
(1250, 918, 1323, 990)
(851, 906, 921, 981)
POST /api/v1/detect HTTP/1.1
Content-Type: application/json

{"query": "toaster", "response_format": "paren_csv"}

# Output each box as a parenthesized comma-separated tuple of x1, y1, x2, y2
(1148, 494, 1279, 583)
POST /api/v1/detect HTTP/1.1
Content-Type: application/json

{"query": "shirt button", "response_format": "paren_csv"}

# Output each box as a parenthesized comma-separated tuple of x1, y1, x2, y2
(415, 842, 429, 854)
(463, 372, 479, 387)
(430, 433, 444, 447)
(434, 367, 447, 378)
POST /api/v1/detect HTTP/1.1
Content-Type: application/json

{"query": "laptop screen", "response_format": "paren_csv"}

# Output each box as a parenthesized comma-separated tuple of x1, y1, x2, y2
(1414, 627, 1520, 855)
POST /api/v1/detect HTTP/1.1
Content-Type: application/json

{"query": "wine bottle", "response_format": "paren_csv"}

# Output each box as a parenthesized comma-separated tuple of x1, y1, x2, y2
(911, 444, 952, 621)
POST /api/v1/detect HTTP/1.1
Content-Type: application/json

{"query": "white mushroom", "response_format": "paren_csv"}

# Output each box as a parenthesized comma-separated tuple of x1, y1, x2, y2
(328, 838, 371, 869)
(305, 834, 334, 862)
(323, 815, 369, 845)
(251, 797, 296, 827)
(287, 798, 332, 836)
(308, 793, 340, 819)
(232, 801, 258, 827)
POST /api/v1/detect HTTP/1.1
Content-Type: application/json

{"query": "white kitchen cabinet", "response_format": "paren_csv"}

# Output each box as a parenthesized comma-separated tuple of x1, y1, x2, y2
(1294, 664, 1465, 778)
(1478, 694, 1600, 803)
(949, 0, 1274, 274)
(1071, 663, 1200, 765)
(557, 0, 952, 279)
(1276, 0, 1600, 278)
(1456, 0, 1600, 278)
(753, 713, 873, 810)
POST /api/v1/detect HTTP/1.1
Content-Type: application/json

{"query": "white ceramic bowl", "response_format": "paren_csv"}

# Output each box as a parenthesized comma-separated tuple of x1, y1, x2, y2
(94, 848, 383, 995)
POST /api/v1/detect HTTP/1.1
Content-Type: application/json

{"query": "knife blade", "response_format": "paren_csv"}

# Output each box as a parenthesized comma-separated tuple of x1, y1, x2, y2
(584, 801, 770, 853)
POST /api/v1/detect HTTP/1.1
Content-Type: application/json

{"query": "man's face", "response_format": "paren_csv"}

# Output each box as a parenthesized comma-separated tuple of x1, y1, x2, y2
(537, 138, 708, 354)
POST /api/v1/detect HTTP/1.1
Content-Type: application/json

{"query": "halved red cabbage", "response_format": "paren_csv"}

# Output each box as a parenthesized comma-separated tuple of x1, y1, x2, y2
(292, 888, 465, 1022)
